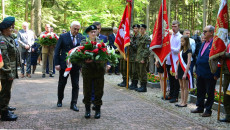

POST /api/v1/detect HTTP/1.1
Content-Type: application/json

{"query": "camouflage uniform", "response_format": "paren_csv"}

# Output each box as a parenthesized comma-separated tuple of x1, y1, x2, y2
(135, 34, 151, 92)
(0, 35, 20, 112)
(128, 33, 140, 90)
(222, 54, 230, 121)
(117, 55, 127, 87)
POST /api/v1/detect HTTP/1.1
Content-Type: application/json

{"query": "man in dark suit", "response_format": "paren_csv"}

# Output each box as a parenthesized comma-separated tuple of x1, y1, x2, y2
(93, 22, 108, 43)
(191, 25, 220, 117)
(108, 27, 119, 75)
(54, 21, 85, 111)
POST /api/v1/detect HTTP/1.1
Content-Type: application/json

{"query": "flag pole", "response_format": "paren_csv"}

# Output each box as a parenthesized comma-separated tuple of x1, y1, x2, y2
(163, 62, 167, 99)
(217, 66, 223, 120)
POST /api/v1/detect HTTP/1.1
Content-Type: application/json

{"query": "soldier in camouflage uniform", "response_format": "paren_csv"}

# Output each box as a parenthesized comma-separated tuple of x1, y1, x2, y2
(81, 25, 109, 119)
(0, 17, 20, 121)
(220, 51, 230, 123)
(135, 24, 151, 92)
(128, 24, 140, 90)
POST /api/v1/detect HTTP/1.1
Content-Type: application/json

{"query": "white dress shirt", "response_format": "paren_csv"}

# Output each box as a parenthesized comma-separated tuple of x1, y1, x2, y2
(189, 38, 196, 55)
(166, 31, 182, 65)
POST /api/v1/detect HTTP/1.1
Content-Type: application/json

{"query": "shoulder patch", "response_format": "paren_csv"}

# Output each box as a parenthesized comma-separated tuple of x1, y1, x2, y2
(0, 41, 5, 44)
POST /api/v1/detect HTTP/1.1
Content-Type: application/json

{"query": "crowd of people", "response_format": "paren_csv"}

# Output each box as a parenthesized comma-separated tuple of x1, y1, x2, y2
(0, 16, 230, 123)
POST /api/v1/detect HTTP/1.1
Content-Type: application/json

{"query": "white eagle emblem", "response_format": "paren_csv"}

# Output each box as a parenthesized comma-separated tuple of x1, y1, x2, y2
(119, 24, 126, 39)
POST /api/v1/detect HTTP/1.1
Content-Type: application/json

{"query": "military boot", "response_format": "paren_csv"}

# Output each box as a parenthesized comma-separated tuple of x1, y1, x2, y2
(129, 80, 138, 90)
(84, 105, 91, 119)
(1, 110, 18, 121)
(117, 78, 125, 86)
(119, 78, 127, 87)
(128, 80, 134, 89)
(136, 82, 147, 92)
(94, 105, 101, 119)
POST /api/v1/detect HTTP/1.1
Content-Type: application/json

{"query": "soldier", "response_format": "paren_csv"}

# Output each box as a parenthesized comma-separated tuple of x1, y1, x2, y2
(219, 50, 230, 123)
(135, 24, 151, 92)
(81, 25, 109, 119)
(117, 55, 127, 87)
(41, 24, 56, 78)
(0, 17, 20, 121)
(129, 24, 140, 90)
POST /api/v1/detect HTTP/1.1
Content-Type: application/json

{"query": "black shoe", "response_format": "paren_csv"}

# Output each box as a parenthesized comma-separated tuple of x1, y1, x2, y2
(49, 74, 54, 77)
(8, 106, 16, 111)
(94, 105, 101, 119)
(120, 82, 126, 87)
(85, 105, 91, 119)
(57, 101, 62, 107)
(219, 118, 230, 123)
(1, 110, 18, 121)
(191, 108, 204, 113)
(177, 104, 187, 107)
(169, 98, 178, 103)
(70, 103, 79, 111)
(42, 74, 45, 78)
(0, 110, 14, 115)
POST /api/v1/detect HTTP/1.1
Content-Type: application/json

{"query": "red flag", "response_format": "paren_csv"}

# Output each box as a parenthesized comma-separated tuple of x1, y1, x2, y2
(209, 0, 228, 73)
(115, 3, 131, 58)
(150, 0, 170, 65)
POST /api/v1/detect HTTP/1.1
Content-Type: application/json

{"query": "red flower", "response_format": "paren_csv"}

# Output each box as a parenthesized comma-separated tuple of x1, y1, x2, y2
(91, 41, 97, 45)
(85, 42, 88, 44)
(97, 44, 102, 49)
(42, 35, 45, 38)
(92, 48, 99, 54)
(78, 46, 85, 50)
(77, 49, 81, 52)
(101, 42, 105, 47)
(101, 48, 107, 52)
(49, 36, 52, 39)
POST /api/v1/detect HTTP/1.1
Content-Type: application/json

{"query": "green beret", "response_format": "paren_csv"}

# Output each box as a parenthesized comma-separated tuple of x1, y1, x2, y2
(85, 25, 97, 33)
(132, 24, 140, 28)
(140, 24, 147, 29)
(0, 16, 15, 30)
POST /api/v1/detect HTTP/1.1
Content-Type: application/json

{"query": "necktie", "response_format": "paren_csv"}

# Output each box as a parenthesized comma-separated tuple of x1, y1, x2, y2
(72, 36, 75, 46)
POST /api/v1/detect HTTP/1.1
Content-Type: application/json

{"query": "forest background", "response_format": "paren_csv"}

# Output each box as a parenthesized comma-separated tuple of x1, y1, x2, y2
(1, 0, 230, 36)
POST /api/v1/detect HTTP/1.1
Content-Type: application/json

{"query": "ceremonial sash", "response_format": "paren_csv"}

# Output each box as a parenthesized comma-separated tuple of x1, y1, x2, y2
(178, 51, 193, 89)
(170, 53, 178, 76)
(64, 47, 79, 77)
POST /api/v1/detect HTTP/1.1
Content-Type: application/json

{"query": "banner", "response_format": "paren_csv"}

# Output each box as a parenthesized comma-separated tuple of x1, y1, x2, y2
(114, 3, 132, 58)
(149, 0, 171, 65)
(209, 0, 228, 73)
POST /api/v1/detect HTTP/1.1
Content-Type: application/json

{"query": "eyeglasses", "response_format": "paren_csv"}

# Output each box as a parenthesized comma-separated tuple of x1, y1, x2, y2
(74, 28, 80, 31)
(203, 30, 209, 33)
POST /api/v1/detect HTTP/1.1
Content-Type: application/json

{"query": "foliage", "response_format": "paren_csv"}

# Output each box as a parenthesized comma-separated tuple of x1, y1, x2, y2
(147, 73, 160, 83)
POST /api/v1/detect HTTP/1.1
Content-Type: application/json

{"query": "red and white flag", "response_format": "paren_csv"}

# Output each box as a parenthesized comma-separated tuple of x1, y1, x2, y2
(209, 0, 228, 73)
(114, 2, 132, 58)
(150, 0, 171, 66)
(0, 49, 3, 69)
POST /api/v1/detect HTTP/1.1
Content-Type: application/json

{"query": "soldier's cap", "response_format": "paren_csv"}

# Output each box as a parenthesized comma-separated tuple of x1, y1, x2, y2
(85, 25, 97, 33)
(140, 24, 147, 29)
(0, 16, 15, 30)
(132, 24, 140, 28)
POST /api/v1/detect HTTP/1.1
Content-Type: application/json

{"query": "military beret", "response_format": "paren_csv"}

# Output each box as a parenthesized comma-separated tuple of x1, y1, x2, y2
(132, 24, 140, 28)
(0, 16, 15, 30)
(85, 25, 97, 33)
(140, 24, 147, 29)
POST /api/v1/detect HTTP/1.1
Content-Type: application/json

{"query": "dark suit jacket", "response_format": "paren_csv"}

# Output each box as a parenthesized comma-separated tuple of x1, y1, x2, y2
(54, 31, 85, 69)
(99, 34, 108, 43)
(108, 33, 117, 49)
(196, 40, 220, 79)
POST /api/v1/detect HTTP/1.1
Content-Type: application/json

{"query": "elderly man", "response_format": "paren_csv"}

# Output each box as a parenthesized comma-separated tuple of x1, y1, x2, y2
(166, 20, 182, 103)
(108, 27, 119, 75)
(41, 24, 56, 78)
(54, 21, 85, 111)
(191, 25, 220, 117)
(17, 22, 35, 78)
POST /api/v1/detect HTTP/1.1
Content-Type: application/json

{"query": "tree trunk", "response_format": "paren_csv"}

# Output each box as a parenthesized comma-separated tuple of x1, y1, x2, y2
(64, 12, 67, 24)
(168, 0, 171, 26)
(25, 0, 29, 22)
(34, 0, 42, 36)
(146, 0, 150, 31)
(31, 0, 35, 31)
(203, 0, 207, 29)
(2, 0, 5, 19)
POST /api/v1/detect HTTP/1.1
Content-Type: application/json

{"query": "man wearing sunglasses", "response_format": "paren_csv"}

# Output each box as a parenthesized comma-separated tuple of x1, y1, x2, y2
(191, 25, 220, 117)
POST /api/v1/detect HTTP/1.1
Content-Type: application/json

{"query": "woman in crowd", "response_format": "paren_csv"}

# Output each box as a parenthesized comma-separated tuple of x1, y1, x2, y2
(175, 35, 192, 107)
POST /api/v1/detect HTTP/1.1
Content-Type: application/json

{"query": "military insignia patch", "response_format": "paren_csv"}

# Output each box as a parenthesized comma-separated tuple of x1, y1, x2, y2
(0, 41, 5, 44)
